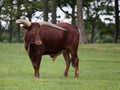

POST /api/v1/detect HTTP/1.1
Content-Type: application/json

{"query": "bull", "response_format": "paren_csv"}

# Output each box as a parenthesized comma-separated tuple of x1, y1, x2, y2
(16, 19, 80, 78)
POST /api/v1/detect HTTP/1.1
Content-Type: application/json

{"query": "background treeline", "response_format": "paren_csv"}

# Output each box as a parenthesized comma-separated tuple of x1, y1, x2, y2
(0, 0, 119, 43)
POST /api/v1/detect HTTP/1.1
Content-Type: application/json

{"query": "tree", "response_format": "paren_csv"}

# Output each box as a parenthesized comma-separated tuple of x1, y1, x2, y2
(2, 0, 24, 42)
(43, 0, 48, 21)
(0, 3, 1, 30)
(114, 0, 119, 43)
(1, 0, 43, 42)
(84, 0, 114, 43)
(57, 0, 77, 25)
(16, 0, 23, 42)
(77, 0, 87, 43)
(51, 0, 57, 23)
(1, 0, 15, 42)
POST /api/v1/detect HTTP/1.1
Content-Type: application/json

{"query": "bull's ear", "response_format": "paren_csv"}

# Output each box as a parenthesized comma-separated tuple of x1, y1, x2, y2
(23, 26, 27, 29)
(23, 26, 31, 30)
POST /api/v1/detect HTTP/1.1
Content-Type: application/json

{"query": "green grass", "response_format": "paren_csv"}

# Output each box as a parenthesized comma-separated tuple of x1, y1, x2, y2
(0, 43, 120, 90)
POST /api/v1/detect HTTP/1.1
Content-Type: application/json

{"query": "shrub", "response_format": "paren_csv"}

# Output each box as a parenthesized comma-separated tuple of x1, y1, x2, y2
(1, 33, 9, 42)
(102, 35, 113, 43)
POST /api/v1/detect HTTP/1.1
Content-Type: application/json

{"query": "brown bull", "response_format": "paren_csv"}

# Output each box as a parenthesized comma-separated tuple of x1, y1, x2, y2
(16, 19, 80, 78)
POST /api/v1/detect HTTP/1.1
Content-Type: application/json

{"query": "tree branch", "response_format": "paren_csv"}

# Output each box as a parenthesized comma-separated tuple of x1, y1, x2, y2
(59, 6, 72, 16)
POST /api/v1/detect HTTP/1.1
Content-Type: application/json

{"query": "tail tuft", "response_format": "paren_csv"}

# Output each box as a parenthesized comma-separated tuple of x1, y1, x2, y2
(71, 60, 75, 68)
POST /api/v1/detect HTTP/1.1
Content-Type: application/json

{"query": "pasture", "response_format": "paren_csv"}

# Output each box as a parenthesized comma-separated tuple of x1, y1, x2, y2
(0, 43, 120, 90)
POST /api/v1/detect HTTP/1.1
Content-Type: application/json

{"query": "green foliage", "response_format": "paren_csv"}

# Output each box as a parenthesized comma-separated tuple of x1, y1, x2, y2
(1, 32, 9, 42)
(57, 0, 77, 24)
(102, 35, 114, 43)
(0, 43, 120, 90)
(1, 0, 43, 21)
(57, 0, 76, 7)
(84, 0, 115, 43)
(0, 0, 43, 43)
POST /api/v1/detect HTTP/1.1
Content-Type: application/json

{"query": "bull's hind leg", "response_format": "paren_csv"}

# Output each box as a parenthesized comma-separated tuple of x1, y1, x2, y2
(71, 51, 79, 78)
(63, 52, 71, 77)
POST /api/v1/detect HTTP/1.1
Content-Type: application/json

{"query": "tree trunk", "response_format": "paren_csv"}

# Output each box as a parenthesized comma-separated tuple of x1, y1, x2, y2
(0, 6, 2, 39)
(16, 3, 21, 42)
(71, 5, 76, 25)
(0, 6, 1, 31)
(77, 0, 87, 43)
(9, 20, 13, 43)
(52, 0, 57, 24)
(43, 0, 48, 21)
(114, 0, 119, 43)
(91, 24, 95, 43)
(16, 24, 20, 42)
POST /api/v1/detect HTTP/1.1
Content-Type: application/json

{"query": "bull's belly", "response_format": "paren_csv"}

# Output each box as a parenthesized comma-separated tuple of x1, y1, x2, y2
(29, 44, 66, 59)
(43, 48, 62, 55)
(44, 49, 66, 61)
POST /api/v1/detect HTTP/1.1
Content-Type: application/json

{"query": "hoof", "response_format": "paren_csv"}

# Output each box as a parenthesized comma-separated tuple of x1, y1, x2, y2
(75, 75, 79, 78)
(64, 74, 68, 78)
(34, 75, 40, 78)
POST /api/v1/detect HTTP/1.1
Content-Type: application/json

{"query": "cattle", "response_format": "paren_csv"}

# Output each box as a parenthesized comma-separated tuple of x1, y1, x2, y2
(16, 19, 80, 78)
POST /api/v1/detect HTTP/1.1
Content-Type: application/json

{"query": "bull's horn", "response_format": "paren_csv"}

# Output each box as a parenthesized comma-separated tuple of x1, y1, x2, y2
(16, 19, 31, 27)
(38, 22, 66, 31)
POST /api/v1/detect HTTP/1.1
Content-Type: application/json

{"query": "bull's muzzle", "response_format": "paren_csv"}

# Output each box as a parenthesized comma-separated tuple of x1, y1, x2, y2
(35, 41, 42, 45)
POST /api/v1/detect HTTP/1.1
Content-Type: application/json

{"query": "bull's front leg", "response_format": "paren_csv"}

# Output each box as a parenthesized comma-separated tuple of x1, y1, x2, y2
(33, 58, 41, 78)
(29, 54, 41, 78)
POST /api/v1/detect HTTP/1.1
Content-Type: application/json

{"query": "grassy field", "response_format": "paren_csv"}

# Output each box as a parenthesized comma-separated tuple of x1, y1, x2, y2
(0, 43, 120, 90)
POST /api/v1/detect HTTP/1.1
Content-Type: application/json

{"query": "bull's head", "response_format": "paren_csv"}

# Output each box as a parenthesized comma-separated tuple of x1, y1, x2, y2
(16, 19, 42, 46)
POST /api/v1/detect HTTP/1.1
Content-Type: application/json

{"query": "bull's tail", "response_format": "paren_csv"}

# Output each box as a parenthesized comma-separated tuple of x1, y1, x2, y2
(70, 57, 75, 68)
(78, 28, 81, 42)
(71, 60, 75, 68)
(70, 27, 80, 68)
(78, 28, 81, 35)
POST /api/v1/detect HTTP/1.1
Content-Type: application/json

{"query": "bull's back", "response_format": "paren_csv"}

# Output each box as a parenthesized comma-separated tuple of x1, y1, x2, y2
(57, 23, 80, 45)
